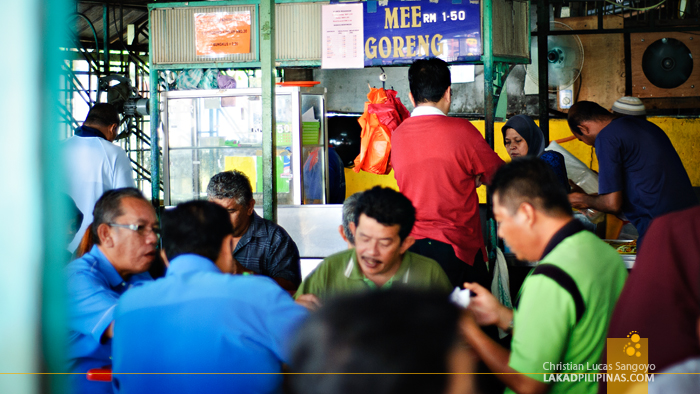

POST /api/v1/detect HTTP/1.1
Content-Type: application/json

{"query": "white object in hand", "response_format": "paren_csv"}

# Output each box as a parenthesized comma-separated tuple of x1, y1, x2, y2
(450, 287, 471, 308)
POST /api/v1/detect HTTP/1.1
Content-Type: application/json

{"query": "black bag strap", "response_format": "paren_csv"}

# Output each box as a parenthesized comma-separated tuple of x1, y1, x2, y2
(515, 264, 586, 324)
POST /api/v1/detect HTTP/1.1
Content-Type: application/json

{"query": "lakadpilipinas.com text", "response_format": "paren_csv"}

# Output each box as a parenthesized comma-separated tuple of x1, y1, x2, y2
(542, 362, 655, 383)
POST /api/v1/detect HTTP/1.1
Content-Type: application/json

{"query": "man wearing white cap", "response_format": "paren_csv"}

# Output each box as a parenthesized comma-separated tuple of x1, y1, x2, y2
(566, 100, 697, 242)
(611, 96, 647, 119)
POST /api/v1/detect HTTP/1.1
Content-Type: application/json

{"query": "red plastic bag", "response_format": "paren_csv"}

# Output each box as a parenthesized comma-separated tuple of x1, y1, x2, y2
(353, 87, 410, 175)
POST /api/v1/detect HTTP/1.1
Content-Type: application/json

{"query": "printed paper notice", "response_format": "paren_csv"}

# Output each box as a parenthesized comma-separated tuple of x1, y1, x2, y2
(322, 4, 364, 69)
(195, 12, 251, 56)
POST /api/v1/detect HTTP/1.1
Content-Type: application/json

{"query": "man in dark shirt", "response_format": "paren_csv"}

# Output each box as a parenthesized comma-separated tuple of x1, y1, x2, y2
(207, 170, 301, 292)
(567, 101, 697, 241)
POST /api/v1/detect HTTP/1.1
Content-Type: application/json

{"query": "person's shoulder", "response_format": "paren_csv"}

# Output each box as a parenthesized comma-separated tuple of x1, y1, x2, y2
(64, 256, 111, 293)
(405, 251, 442, 270)
(303, 249, 354, 279)
(318, 249, 354, 267)
(61, 135, 80, 145)
(540, 150, 564, 161)
(548, 231, 626, 275)
(65, 254, 99, 278)
(602, 117, 642, 138)
(97, 138, 128, 154)
(223, 274, 302, 308)
(116, 277, 158, 308)
(258, 214, 292, 237)
(653, 205, 700, 229)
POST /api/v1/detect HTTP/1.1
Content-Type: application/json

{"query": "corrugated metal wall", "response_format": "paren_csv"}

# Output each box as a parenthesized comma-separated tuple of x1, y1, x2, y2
(276, 2, 324, 61)
(151, 5, 258, 65)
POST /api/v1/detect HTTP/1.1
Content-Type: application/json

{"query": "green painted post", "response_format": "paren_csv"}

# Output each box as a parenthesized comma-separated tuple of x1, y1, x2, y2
(537, 0, 550, 141)
(495, 78, 508, 120)
(481, 0, 499, 261)
(483, 0, 495, 149)
(0, 0, 69, 392)
(103, 4, 110, 75)
(148, 7, 160, 207)
(260, 0, 277, 222)
(150, 70, 160, 206)
(41, 0, 72, 390)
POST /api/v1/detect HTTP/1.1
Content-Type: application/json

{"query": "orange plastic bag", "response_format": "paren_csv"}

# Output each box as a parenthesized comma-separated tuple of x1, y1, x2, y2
(353, 87, 410, 174)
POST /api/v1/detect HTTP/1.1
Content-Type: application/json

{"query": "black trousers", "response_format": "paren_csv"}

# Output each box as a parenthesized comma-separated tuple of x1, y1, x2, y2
(410, 238, 505, 393)
(409, 238, 492, 290)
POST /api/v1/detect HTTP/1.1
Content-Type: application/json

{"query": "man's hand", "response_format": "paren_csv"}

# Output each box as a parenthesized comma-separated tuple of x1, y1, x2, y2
(295, 294, 322, 311)
(459, 309, 550, 394)
(475, 174, 482, 188)
(568, 180, 585, 194)
(569, 190, 622, 214)
(568, 192, 590, 210)
(463, 282, 513, 331)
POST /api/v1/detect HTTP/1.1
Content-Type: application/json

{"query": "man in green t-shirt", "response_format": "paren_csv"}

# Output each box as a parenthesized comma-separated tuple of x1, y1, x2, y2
(461, 158, 627, 394)
(295, 187, 451, 304)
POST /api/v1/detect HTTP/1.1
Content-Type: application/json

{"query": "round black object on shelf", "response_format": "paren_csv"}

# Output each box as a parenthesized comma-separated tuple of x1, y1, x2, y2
(642, 38, 693, 89)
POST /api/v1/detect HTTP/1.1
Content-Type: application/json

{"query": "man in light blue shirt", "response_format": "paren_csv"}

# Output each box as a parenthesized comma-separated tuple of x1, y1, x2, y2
(65, 188, 158, 394)
(112, 200, 309, 394)
(63, 104, 136, 252)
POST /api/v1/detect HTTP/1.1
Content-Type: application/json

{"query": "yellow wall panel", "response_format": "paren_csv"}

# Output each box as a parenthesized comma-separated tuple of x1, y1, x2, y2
(344, 168, 399, 198)
(345, 117, 699, 200)
(648, 117, 700, 186)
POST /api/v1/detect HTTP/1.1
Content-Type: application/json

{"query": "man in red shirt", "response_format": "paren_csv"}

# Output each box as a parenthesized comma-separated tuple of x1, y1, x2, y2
(392, 58, 504, 288)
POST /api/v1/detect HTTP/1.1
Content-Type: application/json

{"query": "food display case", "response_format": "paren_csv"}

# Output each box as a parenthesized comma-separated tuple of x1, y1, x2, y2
(161, 87, 329, 206)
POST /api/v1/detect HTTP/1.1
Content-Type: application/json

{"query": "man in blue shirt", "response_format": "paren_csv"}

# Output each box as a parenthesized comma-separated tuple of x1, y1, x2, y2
(112, 200, 309, 394)
(567, 101, 697, 240)
(65, 188, 158, 394)
(207, 170, 302, 292)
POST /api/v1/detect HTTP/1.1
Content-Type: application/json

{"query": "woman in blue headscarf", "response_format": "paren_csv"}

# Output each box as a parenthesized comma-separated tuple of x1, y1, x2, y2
(501, 115, 570, 192)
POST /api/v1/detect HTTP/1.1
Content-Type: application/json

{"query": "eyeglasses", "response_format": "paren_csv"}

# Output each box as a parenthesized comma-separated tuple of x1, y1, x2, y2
(108, 223, 161, 238)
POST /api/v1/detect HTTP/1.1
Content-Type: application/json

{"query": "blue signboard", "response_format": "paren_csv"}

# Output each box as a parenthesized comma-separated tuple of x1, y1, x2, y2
(364, 0, 482, 66)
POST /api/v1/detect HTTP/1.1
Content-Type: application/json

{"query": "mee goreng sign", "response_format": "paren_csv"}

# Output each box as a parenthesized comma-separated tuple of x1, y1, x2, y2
(363, 0, 482, 66)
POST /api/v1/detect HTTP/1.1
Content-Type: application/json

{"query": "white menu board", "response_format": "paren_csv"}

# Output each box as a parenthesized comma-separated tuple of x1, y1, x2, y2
(322, 3, 364, 69)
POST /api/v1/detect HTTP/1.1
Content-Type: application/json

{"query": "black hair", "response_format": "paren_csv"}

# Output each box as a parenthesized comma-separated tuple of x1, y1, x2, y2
(290, 289, 461, 394)
(91, 188, 147, 245)
(408, 58, 451, 104)
(353, 187, 415, 242)
(341, 192, 363, 245)
(161, 200, 234, 263)
(490, 157, 572, 217)
(84, 103, 120, 128)
(567, 101, 617, 135)
(207, 170, 254, 207)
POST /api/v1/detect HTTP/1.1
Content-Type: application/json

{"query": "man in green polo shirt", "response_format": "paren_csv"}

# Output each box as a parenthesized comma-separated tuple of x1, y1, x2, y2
(295, 186, 451, 302)
(461, 158, 627, 394)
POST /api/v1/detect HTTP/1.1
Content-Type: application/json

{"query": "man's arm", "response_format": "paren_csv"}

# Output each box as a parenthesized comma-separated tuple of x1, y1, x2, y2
(266, 228, 302, 292)
(464, 124, 505, 186)
(463, 282, 512, 330)
(66, 271, 120, 345)
(460, 312, 549, 394)
(569, 190, 622, 215)
(113, 148, 136, 188)
(274, 277, 298, 294)
(294, 293, 322, 311)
